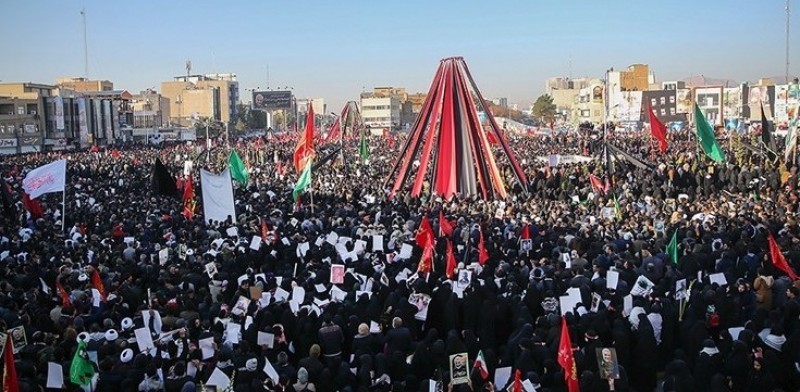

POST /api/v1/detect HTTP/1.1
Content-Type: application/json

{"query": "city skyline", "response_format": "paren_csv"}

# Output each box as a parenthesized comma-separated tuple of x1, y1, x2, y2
(1, 0, 798, 110)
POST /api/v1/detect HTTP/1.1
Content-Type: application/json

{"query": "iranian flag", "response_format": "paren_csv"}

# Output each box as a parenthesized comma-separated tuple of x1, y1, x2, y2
(473, 350, 489, 380)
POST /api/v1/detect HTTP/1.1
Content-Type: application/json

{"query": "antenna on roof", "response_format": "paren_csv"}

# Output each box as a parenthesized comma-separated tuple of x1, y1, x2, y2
(186, 59, 192, 79)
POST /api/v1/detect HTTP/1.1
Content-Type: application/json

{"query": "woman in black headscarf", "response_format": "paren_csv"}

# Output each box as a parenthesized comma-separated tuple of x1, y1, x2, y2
(409, 328, 438, 381)
(630, 313, 657, 391)
(724, 340, 751, 391)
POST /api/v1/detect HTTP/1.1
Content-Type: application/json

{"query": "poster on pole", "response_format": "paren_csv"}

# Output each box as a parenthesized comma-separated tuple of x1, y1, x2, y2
(55, 95, 65, 130)
(77, 98, 89, 148)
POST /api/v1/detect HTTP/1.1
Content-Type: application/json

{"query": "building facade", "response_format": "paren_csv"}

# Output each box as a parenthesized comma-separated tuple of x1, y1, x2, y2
(56, 77, 113, 92)
(360, 96, 400, 131)
(161, 73, 239, 126)
(131, 89, 171, 128)
(0, 82, 55, 154)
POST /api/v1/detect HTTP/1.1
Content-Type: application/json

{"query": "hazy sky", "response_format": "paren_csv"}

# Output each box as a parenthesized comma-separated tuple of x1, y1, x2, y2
(1, 0, 796, 110)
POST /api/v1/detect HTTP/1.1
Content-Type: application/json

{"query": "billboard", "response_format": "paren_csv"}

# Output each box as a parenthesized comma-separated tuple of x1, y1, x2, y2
(722, 88, 741, 118)
(252, 90, 293, 110)
(676, 89, 692, 114)
(55, 95, 64, 131)
(77, 98, 89, 148)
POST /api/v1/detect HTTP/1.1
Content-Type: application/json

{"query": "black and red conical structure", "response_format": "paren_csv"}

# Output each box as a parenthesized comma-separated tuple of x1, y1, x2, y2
(384, 57, 528, 200)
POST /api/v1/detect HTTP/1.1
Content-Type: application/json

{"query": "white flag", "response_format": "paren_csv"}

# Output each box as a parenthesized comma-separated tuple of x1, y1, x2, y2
(200, 169, 236, 224)
(22, 159, 66, 199)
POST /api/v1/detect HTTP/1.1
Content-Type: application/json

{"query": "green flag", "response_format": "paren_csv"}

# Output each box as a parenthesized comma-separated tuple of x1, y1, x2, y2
(694, 104, 726, 162)
(293, 159, 312, 202)
(666, 230, 679, 265)
(359, 133, 369, 163)
(229, 151, 248, 186)
(70, 339, 96, 386)
(613, 194, 622, 221)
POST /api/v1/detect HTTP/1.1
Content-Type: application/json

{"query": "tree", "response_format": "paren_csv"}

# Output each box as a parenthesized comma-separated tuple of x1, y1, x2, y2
(194, 117, 224, 138)
(532, 94, 556, 125)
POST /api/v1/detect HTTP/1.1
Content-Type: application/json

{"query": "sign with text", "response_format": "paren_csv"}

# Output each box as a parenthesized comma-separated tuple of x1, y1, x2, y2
(252, 90, 293, 110)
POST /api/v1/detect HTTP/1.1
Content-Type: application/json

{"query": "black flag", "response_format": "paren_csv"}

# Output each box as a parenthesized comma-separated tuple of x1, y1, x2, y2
(0, 176, 15, 216)
(151, 158, 179, 197)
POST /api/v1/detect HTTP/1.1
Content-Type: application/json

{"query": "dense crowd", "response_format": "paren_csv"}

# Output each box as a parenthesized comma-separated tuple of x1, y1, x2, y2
(1, 127, 800, 392)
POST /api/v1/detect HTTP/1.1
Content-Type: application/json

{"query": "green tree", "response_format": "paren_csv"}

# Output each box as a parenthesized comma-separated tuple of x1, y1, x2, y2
(532, 94, 556, 124)
(235, 119, 246, 133)
(194, 117, 224, 138)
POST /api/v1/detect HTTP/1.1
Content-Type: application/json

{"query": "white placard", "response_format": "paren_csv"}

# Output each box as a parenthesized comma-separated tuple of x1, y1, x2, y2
(494, 367, 512, 390)
(297, 242, 310, 258)
(709, 273, 728, 286)
(292, 287, 306, 304)
(199, 337, 215, 359)
(606, 270, 619, 290)
(330, 286, 347, 302)
(47, 362, 64, 389)
(398, 243, 413, 259)
(250, 236, 262, 251)
(206, 367, 231, 387)
(373, 235, 384, 252)
(327, 232, 339, 245)
(274, 288, 290, 303)
(134, 327, 155, 355)
(225, 322, 241, 344)
(226, 227, 239, 238)
(258, 332, 275, 348)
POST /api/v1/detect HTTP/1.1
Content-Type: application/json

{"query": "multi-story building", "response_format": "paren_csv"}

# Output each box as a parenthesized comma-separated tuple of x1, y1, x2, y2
(161, 73, 239, 126)
(56, 77, 113, 92)
(131, 89, 171, 128)
(662, 81, 686, 91)
(642, 90, 685, 123)
(491, 98, 508, 108)
(573, 79, 605, 124)
(360, 95, 400, 131)
(0, 82, 55, 154)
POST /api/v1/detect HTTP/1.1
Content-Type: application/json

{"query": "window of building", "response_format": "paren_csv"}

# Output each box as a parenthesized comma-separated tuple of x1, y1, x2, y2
(660, 97, 666, 105)
(651, 98, 656, 106)
(669, 96, 675, 104)
(660, 109, 666, 116)
(670, 108, 676, 115)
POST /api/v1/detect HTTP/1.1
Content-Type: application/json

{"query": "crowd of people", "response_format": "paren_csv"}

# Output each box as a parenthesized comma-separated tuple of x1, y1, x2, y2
(1, 126, 800, 392)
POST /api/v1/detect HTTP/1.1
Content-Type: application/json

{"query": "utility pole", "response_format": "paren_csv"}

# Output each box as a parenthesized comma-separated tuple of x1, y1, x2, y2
(787, 0, 791, 84)
(81, 7, 88, 78)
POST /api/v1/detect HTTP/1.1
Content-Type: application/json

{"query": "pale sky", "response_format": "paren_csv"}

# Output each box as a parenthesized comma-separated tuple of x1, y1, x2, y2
(1, 0, 796, 110)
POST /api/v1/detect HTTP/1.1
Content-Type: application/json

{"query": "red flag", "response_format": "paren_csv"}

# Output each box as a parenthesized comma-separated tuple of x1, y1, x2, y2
(90, 145, 98, 153)
(415, 215, 434, 249)
(261, 220, 269, 242)
(439, 211, 454, 237)
(589, 174, 607, 194)
(647, 104, 668, 154)
(56, 282, 70, 308)
(21, 191, 43, 218)
(486, 130, 499, 145)
(182, 177, 195, 220)
(478, 227, 489, 266)
(91, 270, 106, 302)
(417, 242, 434, 274)
(769, 232, 798, 281)
(2, 333, 19, 392)
(521, 224, 531, 240)
(111, 149, 121, 158)
(445, 239, 457, 279)
(512, 369, 523, 392)
(293, 105, 316, 173)
(558, 316, 580, 392)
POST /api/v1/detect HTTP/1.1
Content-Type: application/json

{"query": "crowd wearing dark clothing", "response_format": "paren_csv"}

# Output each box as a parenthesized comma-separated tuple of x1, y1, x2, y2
(1, 128, 800, 392)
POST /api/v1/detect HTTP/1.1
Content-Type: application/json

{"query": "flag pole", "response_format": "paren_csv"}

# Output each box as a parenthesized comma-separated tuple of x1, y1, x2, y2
(61, 189, 66, 233)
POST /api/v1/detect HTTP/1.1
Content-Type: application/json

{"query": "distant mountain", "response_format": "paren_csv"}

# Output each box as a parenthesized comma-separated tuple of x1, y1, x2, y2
(681, 75, 739, 87)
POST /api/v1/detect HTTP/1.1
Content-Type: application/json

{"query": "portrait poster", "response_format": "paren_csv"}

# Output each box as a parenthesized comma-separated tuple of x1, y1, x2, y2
(449, 353, 469, 385)
(595, 347, 620, 379)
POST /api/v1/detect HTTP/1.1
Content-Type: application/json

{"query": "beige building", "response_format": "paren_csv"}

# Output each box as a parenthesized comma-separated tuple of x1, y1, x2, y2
(161, 73, 239, 126)
(131, 89, 171, 128)
(56, 77, 113, 92)
(0, 82, 55, 153)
